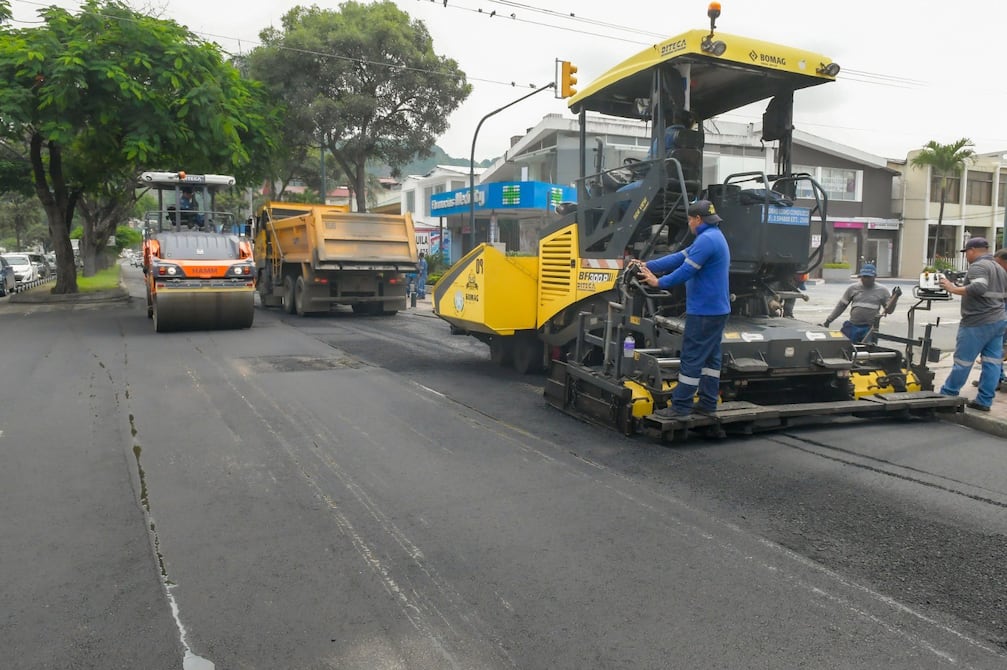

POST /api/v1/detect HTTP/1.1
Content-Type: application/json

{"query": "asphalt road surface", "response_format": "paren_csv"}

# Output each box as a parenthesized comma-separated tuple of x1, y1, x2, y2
(1, 266, 1004, 669)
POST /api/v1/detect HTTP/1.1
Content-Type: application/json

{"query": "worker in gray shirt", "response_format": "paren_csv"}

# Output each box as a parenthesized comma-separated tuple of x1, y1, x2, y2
(939, 237, 1007, 411)
(820, 263, 900, 343)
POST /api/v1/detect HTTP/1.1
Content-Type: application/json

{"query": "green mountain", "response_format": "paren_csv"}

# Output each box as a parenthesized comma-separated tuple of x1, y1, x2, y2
(372, 145, 496, 179)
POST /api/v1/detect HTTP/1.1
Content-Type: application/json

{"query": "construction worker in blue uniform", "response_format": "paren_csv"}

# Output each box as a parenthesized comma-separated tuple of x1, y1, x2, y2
(632, 199, 731, 418)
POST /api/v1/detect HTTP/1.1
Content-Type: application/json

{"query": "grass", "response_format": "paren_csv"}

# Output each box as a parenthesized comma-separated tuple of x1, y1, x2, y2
(76, 266, 121, 292)
(21, 264, 121, 295)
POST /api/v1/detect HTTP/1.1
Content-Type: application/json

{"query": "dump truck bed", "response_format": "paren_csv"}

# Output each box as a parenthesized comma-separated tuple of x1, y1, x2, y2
(267, 206, 417, 271)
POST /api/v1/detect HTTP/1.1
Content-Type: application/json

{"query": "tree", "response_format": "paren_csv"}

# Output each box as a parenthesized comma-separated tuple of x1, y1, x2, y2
(77, 174, 139, 273)
(910, 138, 976, 258)
(0, 192, 46, 251)
(0, 0, 278, 292)
(246, 1, 471, 212)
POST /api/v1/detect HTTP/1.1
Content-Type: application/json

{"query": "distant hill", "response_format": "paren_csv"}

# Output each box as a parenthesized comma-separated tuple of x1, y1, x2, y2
(372, 145, 496, 179)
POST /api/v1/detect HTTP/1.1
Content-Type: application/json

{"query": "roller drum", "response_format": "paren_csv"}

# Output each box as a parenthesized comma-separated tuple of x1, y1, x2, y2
(153, 289, 254, 332)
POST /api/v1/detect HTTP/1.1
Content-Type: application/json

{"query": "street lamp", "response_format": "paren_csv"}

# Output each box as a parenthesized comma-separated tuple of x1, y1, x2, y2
(469, 82, 556, 249)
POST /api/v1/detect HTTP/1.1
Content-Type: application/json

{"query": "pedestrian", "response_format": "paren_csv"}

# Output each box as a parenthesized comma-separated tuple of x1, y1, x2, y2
(938, 237, 1007, 411)
(992, 248, 1007, 391)
(632, 199, 730, 418)
(820, 263, 900, 343)
(782, 271, 807, 318)
(416, 252, 428, 299)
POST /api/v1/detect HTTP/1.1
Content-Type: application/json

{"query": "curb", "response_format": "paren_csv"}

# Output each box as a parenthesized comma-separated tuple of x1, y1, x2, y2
(947, 410, 1007, 438)
(8, 272, 130, 302)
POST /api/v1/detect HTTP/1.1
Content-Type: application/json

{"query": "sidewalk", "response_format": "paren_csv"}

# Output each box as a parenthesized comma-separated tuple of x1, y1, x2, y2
(407, 292, 1007, 437)
(929, 355, 1007, 438)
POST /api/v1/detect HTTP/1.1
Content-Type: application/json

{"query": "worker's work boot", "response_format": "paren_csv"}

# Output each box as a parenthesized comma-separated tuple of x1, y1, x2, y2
(654, 405, 692, 420)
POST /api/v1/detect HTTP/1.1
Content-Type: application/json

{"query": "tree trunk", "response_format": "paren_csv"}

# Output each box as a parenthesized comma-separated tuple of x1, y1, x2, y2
(353, 160, 368, 213)
(82, 216, 99, 277)
(13, 212, 23, 251)
(29, 133, 78, 293)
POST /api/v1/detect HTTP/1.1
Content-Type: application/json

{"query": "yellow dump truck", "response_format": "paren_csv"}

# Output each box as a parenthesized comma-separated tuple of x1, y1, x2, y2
(254, 202, 418, 316)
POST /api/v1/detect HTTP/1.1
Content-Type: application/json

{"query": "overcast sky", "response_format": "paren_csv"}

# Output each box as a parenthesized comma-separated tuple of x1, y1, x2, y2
(11, 0, 1007, 163)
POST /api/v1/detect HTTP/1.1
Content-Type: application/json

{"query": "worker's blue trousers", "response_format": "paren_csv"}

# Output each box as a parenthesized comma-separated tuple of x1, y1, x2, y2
(672, 313, 729, 413)
(940, 318, 1007, 407)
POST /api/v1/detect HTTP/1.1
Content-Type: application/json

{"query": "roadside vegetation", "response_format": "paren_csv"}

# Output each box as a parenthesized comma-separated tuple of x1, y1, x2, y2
(76, 266, 121, 292)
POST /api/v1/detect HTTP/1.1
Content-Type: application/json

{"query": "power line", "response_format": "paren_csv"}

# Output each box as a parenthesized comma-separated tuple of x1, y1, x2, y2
(9, 0, 944, 107)
(418, 0, 654, 45)
(9, 0, 548, 89)
(482, 0, 666, 39)
(423, 0, 929, 88)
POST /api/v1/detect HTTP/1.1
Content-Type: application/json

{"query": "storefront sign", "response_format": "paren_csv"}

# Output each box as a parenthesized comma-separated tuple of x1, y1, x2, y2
(867, 221, 899, 230)
(430, 181, 576, 216)
(833, 221, 864, 229)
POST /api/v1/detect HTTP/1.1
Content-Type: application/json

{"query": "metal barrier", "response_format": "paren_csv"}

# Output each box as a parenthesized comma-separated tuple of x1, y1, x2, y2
(10, 275, 57, 294)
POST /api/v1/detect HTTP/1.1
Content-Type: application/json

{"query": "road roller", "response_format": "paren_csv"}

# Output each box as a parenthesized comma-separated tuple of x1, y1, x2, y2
(140, 171, 255, 332)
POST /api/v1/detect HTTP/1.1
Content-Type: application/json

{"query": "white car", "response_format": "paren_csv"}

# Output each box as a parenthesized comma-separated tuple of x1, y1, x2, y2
(2, 253, 38, 285)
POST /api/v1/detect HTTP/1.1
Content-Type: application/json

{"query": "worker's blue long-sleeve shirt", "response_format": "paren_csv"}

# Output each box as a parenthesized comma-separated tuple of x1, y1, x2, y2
(645, 223, 731, 315)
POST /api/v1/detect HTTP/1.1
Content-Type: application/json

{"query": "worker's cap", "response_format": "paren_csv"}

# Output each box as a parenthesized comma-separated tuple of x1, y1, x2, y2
(687, 199, 722, 223)
(960, 236, 989, 252)
(857, 263, 877, 277)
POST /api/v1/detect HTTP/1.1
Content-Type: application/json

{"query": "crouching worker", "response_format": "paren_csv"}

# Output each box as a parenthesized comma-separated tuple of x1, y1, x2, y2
(820, 263, 899, 343)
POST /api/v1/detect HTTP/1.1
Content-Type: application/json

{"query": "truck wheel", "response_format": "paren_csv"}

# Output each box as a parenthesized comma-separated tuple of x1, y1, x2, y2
(512, 334, 544, 374)
(257, 271, 273, 308)
(294, 276, 308, 317)
(283, 276, 296, 314)
(489, 336, 514, 367)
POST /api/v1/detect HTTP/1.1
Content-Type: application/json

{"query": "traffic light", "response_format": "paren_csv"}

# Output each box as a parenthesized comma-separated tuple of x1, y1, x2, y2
(560, 60, 578, 99)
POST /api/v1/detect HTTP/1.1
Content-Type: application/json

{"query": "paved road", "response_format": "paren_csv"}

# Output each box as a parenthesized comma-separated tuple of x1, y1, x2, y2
(0, 267, 1004, 669)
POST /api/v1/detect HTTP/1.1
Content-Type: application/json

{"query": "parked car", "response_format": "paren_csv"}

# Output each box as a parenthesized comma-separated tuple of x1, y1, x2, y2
(27, 253, 52, 279)
(1, 253, 37, 285)
(0, 256, 15, 296)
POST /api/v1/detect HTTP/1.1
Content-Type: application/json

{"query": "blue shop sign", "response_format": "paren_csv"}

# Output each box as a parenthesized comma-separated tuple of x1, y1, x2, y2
(430, 181, 576, 216)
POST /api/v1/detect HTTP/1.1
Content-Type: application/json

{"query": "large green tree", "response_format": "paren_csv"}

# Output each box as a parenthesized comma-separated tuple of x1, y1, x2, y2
(910, 138, 976, 258)
(246, 1, 471, 212)
(0, 0, 277, 292)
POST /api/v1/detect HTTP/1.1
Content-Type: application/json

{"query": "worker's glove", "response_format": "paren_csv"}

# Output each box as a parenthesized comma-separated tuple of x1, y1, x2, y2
(891, 286, 902, 298)
(819, 321, 830, 328)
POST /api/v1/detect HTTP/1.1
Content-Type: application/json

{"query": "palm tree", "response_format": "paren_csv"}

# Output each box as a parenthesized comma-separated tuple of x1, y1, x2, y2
(909, 138, 976, 259)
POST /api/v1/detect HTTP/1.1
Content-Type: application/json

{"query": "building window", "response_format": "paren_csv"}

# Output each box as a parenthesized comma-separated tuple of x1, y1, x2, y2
(405, 190, 415, 212)
(966, 171, 992, 206)
(929, 174, 961, 204)
(819, 167, 860, 202)
(998, 171, 1007, 207)
(434, 184, 445, 194)
(793, 164, 817, 199)
(792, 166, 861, 202)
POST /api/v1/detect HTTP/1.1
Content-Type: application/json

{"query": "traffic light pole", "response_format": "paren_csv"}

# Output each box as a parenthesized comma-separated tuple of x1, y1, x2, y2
(469, 82, 556, 249)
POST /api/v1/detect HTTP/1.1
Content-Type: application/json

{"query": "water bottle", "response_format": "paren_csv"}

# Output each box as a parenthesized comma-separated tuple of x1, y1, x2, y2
(623, 335, 635, 358)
